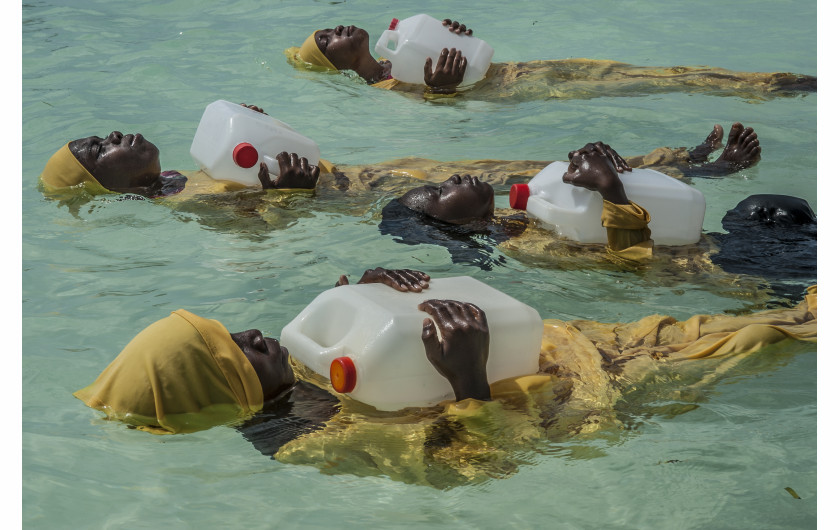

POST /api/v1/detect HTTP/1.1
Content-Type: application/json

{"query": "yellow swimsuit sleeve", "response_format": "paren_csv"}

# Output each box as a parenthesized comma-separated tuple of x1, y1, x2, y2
(371, 77, 459, 99)
(371, 78, 401, 90)
(601, 200, 653, 260)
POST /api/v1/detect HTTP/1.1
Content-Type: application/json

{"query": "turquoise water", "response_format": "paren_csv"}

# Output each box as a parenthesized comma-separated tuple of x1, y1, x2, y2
(22, 0, 817, 527)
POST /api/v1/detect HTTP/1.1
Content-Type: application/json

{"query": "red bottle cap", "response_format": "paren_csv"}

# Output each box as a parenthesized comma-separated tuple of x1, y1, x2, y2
(509, 183, 531, 210)
(330, 356, 357, 393)
(389, 18, 399, 30)
(232, 142, 259, 168)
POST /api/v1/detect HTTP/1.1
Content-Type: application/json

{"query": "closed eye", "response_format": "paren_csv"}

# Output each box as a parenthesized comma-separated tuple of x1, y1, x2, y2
(317, 33, 330, 51)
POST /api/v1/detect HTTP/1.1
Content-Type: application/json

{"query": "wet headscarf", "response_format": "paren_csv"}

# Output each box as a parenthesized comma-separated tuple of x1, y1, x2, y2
(39, 143, 109, 194)
(285, 31, 337, 70)
(73, 309, 264, 434)
(379, 199, 526, 271)
(710, 194, 817, 282)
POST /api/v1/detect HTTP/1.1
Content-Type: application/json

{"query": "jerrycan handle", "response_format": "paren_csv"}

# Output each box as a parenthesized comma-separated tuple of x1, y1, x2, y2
(283, 328, 347, 374)
(262, 154, 281, 177)
(374, 29, 400, 61)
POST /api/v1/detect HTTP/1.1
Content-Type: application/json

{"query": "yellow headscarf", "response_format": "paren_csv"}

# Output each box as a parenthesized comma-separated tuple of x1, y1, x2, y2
(285, 31, 337, 70)
(39, 143, 110, 194)
(73, 309, 264, 434)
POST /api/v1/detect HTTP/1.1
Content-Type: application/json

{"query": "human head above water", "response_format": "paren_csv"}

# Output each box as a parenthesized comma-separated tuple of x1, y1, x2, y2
(398, 174, 495, 225)
(289, 25, 371, 72)
(721, 194, 816, 231)
(73, 310, 295, 434)
(40, 131, 162, 195)
(68, 131, 162, 194)
(311, 25, 371, 70)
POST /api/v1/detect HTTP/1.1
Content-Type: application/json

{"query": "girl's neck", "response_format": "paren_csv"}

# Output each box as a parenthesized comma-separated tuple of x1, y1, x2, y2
(355, 54, 390, 84)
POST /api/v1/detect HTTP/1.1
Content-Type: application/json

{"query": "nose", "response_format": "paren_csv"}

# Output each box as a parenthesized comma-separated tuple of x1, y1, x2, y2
(106, 131, 124, 144)
(451, 175, 462, 184)
(244, 329, 268, 353)
(335, 25, 344, 34)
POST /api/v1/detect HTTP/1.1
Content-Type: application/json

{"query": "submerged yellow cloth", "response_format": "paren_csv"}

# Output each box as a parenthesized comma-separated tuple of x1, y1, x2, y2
(39, 143, 109, 194)
(73, 309, 263, 434)
(286, 32, 337, 70)
(368, 59, 815, 102)
(274, 287, 817, 487)
(164, 160, 336, 199)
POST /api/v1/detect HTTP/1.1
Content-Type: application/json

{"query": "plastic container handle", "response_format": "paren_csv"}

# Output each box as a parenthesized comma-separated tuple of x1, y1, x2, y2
(281, 328, 346, 374)
(262, 154, 281, 176)
(374, 29, 400, 61)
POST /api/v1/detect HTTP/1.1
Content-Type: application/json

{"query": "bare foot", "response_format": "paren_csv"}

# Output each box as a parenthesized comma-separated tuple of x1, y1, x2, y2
(687, 124, 724, 163)
(681, 123, 762, 177)
(715, 122, 761, 169)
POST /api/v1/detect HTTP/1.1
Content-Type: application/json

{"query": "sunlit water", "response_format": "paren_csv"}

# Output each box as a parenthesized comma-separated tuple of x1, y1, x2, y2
(23, 0, 817, 527)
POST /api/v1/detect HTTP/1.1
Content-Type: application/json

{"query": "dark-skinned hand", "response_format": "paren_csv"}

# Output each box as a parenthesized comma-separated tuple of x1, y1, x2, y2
(240, 103, 266, 115)
(418, 299, 492, 402)
(562, 143, 630, 205)
(258, 151, 320, 190)
(335, 268, 430, 292)
(442, 19, 473, 36)
(579, 141, 631, 173)
(424, 48, 467, 94)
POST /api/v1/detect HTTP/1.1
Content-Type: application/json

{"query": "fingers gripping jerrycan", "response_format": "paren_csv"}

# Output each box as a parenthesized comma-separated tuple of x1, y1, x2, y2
(374, 14, 494, 86)
(189, 100, 320, 186)
(509, 162, 706, 245)
(280, 277, 542, 411)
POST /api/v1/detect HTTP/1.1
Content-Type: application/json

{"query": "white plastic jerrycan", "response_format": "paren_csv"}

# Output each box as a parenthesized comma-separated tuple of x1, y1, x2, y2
(374, 14, 494, 86)
(509, 161, 706, 246)
(189, 100, 320, 186)
(280, 276, 542, 411)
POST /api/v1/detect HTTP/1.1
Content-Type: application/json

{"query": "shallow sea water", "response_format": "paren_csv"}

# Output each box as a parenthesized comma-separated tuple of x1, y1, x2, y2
(22, 0, 817, 527)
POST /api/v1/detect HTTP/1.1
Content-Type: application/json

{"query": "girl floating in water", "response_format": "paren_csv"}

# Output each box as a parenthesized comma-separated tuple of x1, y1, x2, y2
(286, 19, 816, 101)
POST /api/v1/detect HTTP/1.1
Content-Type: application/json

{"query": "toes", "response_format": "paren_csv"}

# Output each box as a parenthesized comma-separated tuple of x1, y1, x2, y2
(740, 127, 754, 141)
(727, 123, 744, 145)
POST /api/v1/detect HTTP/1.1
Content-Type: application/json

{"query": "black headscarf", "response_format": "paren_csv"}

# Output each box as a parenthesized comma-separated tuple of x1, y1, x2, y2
(378, 199, 527, 271)
(710, 194, 816, 284)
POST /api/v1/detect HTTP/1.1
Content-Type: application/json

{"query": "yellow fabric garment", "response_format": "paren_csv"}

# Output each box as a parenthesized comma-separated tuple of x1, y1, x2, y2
(274, 287, 816, 487)
(38, 143, 110, 195)
(285, 33, 337, 70)
(366, 59, 815, 102)
(149, 160, 337, 200)
(73, 309, 263, 434)
(492, 200, 654, 270)
(320, 150, 693, 195)
(602, 200, 654, 260)
(371, 77, 401, 90)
